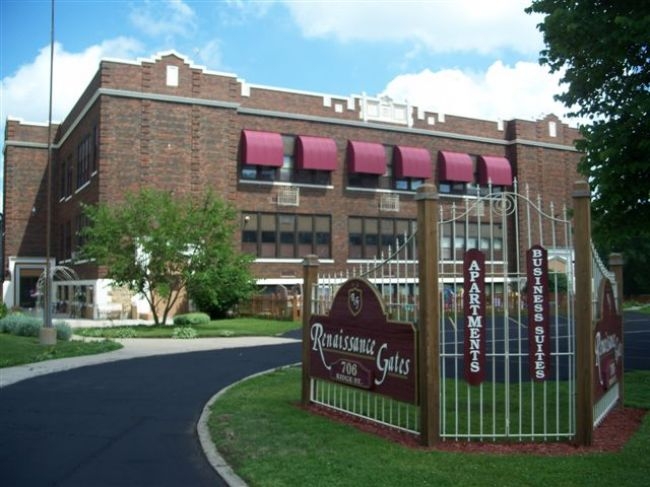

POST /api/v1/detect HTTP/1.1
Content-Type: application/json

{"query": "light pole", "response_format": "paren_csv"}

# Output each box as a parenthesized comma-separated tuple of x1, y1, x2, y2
(39, 0, 56, 345)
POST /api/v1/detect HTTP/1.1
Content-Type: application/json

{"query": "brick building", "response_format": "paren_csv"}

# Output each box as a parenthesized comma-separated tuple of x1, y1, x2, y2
(2, 52, 581, 317)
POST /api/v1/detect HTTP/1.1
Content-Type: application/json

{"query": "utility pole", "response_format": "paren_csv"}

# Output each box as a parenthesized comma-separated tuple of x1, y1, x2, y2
(40, 0, 56, 345)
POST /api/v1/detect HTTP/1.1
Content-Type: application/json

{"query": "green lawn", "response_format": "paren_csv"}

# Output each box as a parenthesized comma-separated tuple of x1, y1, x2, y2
(1, 318, 299, 368)
(209, 367, 650, 487)
(0, 333, 122, 368)
(74, 317, 300, 338)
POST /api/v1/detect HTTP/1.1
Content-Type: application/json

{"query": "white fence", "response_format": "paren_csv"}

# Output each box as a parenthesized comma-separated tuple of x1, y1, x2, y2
(304, 181, 622, 445)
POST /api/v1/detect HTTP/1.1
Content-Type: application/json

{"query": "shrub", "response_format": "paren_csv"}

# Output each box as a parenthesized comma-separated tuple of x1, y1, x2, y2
(113, 327, 137, 339)
(55, 322, 73, 341)
(15, 318, 42, 337)
(173, 312, 210, 326)
(0, 313, 40, 336)
(172, 326, 198, 339)
(0, 302, 7, 320)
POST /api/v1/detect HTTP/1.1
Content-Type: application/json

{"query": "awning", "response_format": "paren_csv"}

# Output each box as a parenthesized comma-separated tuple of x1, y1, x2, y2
(296, 135, 337, 171)
(240, 130, 284, 167)
(438, 151, 474, 182)
(347, 140, 386, 175)
(394, 146, 432, 179)
(478, 156, 513, 186)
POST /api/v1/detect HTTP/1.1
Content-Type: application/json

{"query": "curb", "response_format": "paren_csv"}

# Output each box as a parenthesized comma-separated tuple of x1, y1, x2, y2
(197, 363, 301, 487)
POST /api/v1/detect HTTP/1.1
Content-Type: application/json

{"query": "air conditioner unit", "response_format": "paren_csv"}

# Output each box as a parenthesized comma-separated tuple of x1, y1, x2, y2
(379, 193, 400, 212)
(475, 200, 485, 217)
(277, 186, 299, 207)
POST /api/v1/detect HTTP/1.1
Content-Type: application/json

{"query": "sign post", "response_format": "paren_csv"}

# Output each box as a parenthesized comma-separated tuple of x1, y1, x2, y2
(416, 184, 440, 446)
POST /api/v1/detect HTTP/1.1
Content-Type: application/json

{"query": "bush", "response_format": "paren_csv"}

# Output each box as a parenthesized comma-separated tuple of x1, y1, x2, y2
(55, 322, 73, 341)
(113, 327, 137, 339)
(173, 312, 210, 326)
(0, 313, 40, 336)
(0, 314, 74, 341)
(15, 318, 42, 337)
(172, 326, 198, 339)
(0, 302, 7, 320)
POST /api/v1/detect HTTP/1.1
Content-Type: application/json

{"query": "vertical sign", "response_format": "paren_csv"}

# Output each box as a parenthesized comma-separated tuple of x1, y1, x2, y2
(527, 245, 551, 381)
(464, 249, 486, 386)
(593, 280, 623, 399)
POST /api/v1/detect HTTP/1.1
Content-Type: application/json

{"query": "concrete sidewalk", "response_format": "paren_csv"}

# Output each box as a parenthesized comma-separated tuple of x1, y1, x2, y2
(0, 334, 299, 388)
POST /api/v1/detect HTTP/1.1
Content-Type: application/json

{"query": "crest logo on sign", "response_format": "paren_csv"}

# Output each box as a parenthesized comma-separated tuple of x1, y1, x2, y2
(348, 283, 363, 316)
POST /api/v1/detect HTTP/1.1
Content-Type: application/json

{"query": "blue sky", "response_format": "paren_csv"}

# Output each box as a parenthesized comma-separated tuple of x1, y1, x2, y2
(1, 0, 571, 209)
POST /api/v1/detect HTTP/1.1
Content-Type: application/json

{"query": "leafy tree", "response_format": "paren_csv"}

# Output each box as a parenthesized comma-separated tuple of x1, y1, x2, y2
(526, 1, 650, 294)
(80, 189, 255, 325)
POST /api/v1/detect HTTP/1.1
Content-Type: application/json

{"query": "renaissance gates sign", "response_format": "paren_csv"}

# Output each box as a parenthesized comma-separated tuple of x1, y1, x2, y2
(309, 278, 417, 404)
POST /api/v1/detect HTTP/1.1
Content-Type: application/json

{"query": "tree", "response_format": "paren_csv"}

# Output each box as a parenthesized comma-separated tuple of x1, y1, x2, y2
(80, 189, 255, 325)
(526, 1, 650, 294)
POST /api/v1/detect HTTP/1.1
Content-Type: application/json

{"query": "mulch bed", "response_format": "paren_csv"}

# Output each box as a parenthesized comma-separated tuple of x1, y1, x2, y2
(305, 403, 646, 455)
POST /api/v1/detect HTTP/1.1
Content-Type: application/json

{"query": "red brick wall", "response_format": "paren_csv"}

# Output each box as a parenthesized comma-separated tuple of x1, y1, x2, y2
(3, 53, 582, 284)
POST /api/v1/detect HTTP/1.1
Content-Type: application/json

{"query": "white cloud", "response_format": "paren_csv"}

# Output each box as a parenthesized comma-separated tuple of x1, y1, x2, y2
(0, 38, 143, 210)
(1, 37, 143, 126)
(129, 0, 197, 38)
(194, 39, 223, 71)
(284, 0, 544, 55)
(380, 61, 572, 123)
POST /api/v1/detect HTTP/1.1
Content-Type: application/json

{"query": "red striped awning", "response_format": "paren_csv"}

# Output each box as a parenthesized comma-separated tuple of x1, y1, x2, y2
(296, 135, 337, 171)
(394, 146, 432, 179)
(347, 140, 386, 175)
(240, 130, 284, 167)
(438, 151, 475, 182)
(478, 156, 513, 186)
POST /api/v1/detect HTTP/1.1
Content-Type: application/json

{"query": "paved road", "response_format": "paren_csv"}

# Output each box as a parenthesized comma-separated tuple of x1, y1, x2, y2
(0, 341, 301, 487)
(622, 310, 650, 371)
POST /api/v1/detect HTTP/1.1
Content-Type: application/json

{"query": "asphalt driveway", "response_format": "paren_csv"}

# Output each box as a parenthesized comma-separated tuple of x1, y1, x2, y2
(0, 342, 301, 487)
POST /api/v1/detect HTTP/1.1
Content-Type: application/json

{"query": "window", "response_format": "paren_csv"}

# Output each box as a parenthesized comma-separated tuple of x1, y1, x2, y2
(77, 134, 92, 189)
(60, 220, 72, 261)
(348, 216, 414, 259)
(440, 222, 504, 261)
(240, 133, 332, 186)
(66, 157, 73, 198)
(438, 152, 511, 196)
(348, 144, 427, 191)
(242, 212, 331, 259)
(75, 213, 90, 252)
(92, 124, 99, 174)
(394, 145, 431, 191)
(59, 156, 69, 199)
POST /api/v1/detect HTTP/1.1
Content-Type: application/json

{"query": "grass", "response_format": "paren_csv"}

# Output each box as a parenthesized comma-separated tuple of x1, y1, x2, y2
(1, 317, 299, 369)
(209, 367, 650, 487)
(0, 333, 122, 368)
(623, 302, 650, 314)
(74, 317, 300, 339)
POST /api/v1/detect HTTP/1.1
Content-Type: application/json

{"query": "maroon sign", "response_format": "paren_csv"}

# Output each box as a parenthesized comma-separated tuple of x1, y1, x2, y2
(527, 245, 551, 381)
(464, 249, 486, 386)
(309, 278, 418, 404)
(593, 280, 623, 399)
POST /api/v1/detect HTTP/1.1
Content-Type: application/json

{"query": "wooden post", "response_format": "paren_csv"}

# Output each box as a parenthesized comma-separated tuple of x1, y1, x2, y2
(416, 184, 440, 446)
(609, 252, 625, 406)
(301, 255, 320, 406)
(573, 180, 593, 446)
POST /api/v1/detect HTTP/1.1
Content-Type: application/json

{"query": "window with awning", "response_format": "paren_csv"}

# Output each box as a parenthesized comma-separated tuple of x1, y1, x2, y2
(394, 146, 432, 179)
(296, 135, 337, 171)
(438, 151, 475, 182)
(347, 140, 387, 175)
(477, 156, 513, 186)
(240, 130, 284, 167)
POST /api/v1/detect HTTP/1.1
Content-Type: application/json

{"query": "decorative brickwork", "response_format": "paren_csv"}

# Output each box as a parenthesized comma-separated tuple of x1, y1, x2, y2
(2, 52, 582, 302)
